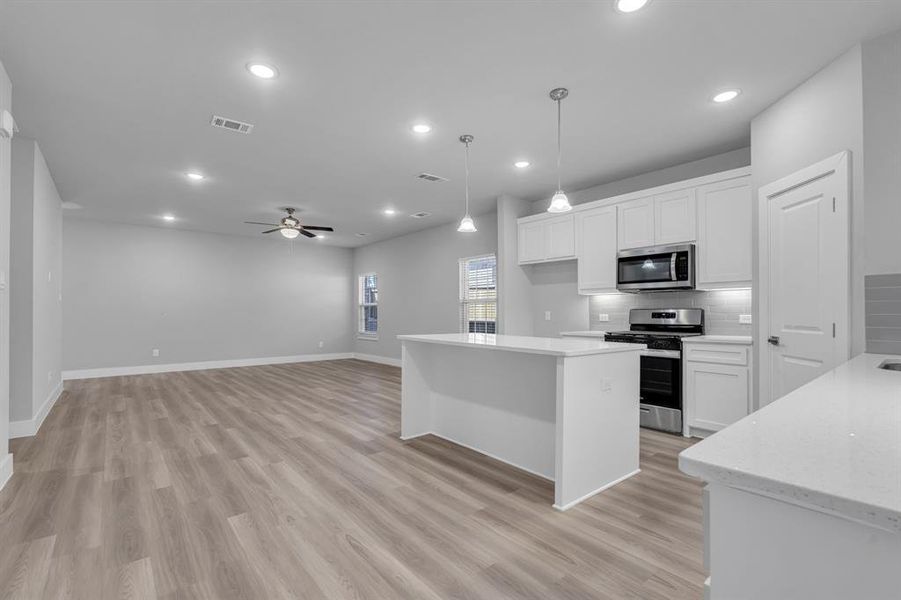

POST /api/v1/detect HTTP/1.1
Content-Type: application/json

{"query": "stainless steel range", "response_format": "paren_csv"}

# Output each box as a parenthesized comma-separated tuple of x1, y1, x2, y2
(604, 308, 704, 434)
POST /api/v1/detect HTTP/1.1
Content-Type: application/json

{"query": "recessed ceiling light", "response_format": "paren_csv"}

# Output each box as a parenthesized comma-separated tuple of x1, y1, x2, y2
(383, 208, 397, 216)
(514, 160, 531, 169)
(247, 63, 278, 79)
(411, 123, 432, 134)
(162, 214, 175, 221)
(712, 89, 741, 103)
(186, 172, 204, 181)
(615, 0, 649, 13)
(355, 232, 369, 237)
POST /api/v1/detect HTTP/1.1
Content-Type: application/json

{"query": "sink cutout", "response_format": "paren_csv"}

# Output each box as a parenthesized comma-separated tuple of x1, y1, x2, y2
(877, 360, 901, 371)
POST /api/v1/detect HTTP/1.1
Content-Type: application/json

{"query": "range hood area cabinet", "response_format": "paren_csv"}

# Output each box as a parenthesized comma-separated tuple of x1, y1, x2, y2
(515, 167, 752, 293)
(517, 213, 576, 264)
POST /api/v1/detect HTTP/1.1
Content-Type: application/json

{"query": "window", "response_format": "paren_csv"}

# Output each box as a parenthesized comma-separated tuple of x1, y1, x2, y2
(358, 273, 378, 336)
(460, 255, 497, 334)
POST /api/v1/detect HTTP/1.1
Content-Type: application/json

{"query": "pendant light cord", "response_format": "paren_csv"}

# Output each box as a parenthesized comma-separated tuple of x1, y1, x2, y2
(464, 140, 471, 216)
(556, 98, 562, 192)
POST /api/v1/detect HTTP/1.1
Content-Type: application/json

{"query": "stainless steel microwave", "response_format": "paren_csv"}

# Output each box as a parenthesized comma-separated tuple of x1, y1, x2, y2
(616, 244, 695, 292)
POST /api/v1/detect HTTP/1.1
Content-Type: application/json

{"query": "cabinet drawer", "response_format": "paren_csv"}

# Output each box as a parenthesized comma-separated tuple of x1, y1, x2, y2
(684, 344, 748, 366)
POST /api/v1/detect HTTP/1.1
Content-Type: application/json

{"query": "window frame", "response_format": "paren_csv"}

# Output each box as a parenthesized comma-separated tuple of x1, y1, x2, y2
(357, 272, 379, 339)
(459, 254, 498, 335)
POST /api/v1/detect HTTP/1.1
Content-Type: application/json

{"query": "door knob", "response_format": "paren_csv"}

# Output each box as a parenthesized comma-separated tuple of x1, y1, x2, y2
(767, 336, 780, 346)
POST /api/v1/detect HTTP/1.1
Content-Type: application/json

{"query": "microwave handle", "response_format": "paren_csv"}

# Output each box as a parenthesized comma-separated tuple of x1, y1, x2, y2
(670, 254, 677, 281)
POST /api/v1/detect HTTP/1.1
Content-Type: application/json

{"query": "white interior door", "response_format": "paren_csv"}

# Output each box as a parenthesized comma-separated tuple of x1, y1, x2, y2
(761, 152, 849, 405)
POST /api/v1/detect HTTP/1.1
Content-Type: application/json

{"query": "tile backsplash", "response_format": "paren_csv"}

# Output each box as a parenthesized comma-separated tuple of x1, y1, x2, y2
(865, 273, 901, 355)
(589, 289, 753, 335)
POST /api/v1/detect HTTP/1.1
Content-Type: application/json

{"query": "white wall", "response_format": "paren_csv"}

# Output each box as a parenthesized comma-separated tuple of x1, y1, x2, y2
(862, 29, 901, 276)
(10, 138, 62, 424)
(352, 212, 497, 361)
(750, 45, 866, 360)
(496, 195, 533, 335)
(63, 219, 354, 372)
(0, 60, 11, 462)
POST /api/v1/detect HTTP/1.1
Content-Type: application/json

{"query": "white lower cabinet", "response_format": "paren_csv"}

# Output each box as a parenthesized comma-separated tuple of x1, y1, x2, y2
(683, 341, 752, 437)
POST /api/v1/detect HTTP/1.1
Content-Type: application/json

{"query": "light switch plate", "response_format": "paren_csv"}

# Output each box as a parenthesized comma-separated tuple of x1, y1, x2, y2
(544, 311, 551, 321)
(152, 348, 160, 357)
(739, 314, 753, 324)
(598, 313, 610, 322)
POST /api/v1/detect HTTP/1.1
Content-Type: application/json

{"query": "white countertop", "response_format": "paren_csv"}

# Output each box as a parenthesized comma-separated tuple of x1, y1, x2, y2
(681, 335, 753, 345)
(559, 331, 606, 338)
(679, 353, 901, 533)
(398, 333, 644, 357)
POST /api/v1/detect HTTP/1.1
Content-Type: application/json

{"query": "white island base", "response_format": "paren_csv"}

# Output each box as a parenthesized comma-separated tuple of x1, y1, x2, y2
(398, 334, 644, 510)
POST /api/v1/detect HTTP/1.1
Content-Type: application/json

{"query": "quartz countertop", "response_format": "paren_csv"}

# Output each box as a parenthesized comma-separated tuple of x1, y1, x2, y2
(681, 335, 753, 345)
(398, 333, 644, 357)
(679, 353, 901, 533)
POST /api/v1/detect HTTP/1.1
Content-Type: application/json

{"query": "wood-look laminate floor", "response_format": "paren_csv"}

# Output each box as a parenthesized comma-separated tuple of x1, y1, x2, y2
(1, 359, 704, 600)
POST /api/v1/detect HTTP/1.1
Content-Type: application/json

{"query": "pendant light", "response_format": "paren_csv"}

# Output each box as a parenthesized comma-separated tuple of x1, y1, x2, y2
(457, 134, 477, 233)
(547, 87, 573, 213)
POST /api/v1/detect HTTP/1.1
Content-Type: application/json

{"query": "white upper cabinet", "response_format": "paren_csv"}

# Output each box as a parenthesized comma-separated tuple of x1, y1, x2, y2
(517, 214, 575, 264)
(654, 189, 697, 245)
(576, 206, 618, 294)
(617, 196, 655, 250)
(696, 177, 752, 288)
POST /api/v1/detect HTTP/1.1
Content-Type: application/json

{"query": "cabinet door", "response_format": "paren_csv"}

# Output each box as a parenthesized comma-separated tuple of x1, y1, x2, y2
(518, 221, 544, 264)
(686, 361, 749, 433)
(654, 188, 697, 245)
(545, 214, 575, 260)
(696, 178, 752, 287)
(576, 206, 618, 293)
(617, 196, 655, 250)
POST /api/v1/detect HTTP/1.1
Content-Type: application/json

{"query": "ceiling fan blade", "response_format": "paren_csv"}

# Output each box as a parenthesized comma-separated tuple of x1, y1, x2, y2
(299, 229, 317, 238)
(244, 221, 279, 226)
(301, 225, 334, 232)
(261, 228, 282, 234)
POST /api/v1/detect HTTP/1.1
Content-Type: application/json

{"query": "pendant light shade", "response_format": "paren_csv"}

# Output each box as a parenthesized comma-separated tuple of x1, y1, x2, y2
(457, 134, 477, 233)
(547, 87, 572, 213)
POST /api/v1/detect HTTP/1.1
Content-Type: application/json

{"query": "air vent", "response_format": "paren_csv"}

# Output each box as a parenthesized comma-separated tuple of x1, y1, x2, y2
(417, 172, 448, 183)
(210, 115, 254, 134)
(410, 212, 431, 219)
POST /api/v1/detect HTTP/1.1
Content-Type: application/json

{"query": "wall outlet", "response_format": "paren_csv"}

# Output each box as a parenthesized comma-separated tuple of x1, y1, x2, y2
(739, 314, 753, 324)
(47, 370, 52, 383)
(600, 378, 613, 392)
(318, 341, 324, 349)
(598, 313, 610, 322)
(152, 348, 160, 357)
(544, 311, 552, 321)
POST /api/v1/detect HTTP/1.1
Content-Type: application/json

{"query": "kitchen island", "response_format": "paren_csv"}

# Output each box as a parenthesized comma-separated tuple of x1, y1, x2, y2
(679, 353, 901, 600)
(398, 333, 645, 510)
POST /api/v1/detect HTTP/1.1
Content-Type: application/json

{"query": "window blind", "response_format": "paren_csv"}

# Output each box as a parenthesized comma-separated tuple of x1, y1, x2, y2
(459, 255, 497, 334)
(359, 273, 378, 334)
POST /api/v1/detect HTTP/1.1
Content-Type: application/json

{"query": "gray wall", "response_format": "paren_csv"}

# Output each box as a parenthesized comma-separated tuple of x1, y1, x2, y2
(10, 138, 62, 422)
(352, 212, 497, 361)
(496, 195, 534, 335)
(63, 219, 354, 371)
(750, 44, 866, 362)
(589, 289, 753, 336)
(528, 147, 751, 214)
(0, 60, 11, 455)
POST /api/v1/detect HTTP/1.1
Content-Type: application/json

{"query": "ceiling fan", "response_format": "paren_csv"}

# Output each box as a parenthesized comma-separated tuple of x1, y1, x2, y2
(244, 208, 334, 239)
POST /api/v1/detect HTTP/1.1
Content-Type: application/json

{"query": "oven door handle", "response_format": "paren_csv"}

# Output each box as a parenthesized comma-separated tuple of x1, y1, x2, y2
(640, 349, 681, 359)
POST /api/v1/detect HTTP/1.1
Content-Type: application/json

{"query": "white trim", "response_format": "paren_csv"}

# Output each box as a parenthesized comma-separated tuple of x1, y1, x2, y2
(552, 468, 641, 511)
(757, 151, 850, 408)
(0, 453, 12, 493)
(517, 166, 751, 223)
(9, 380, 63, 438)
(62, 352, 355, 380)
(353, 352, 402, 367)
(356, 334, 379, 341)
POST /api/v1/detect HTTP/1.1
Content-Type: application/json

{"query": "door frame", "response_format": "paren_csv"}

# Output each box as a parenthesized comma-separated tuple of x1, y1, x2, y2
(757, 151, 850, 407)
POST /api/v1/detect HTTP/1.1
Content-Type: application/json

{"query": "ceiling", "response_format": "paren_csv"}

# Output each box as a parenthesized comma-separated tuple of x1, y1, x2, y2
(2, 1, 900, 247)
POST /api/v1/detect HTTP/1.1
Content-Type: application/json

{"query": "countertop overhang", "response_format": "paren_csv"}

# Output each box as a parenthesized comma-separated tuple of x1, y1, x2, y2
(679, 353, 901, 533)
(398, 333, 645, 357)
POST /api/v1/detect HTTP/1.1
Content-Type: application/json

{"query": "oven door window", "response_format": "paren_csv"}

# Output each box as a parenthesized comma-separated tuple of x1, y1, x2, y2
(640, 355, 682, 410)
(618, 253, 673, 284)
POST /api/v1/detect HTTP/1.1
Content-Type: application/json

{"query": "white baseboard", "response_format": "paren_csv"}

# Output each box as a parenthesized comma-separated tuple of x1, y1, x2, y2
(0, 453, 12, 492)
(62, 352, 355, 381)
(9, 380, 63, 439)
(352, 353, 402, 368)
(553, 468, 641, 511)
